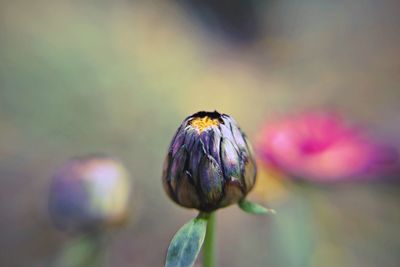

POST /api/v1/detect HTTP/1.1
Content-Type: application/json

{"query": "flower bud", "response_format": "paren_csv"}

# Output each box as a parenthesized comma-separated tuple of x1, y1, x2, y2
(49, 155, 131, 233)
(162, 111, 257, 212)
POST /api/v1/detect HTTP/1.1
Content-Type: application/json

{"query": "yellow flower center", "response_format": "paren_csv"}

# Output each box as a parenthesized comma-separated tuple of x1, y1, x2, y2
(190, 116, 220, 133)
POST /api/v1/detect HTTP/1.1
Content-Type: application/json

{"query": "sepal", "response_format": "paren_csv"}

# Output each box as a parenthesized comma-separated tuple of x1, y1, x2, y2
(238, 199, 276, 215)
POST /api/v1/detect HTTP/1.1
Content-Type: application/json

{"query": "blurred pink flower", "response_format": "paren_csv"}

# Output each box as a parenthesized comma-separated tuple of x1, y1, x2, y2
(256, 111, 399, 182)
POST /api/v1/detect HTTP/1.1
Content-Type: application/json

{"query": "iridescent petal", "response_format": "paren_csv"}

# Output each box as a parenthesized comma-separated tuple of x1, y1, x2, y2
(188, 140, 206, 186)
(183, 128, 198, 152)
(199, 155, 224, 205)
(200, 128, 222, 164)
(220, 138, 242, 181)
(219, 180, 244, 207)
(176, 171, 201, 209)
(169, 146, 188, 192)
(162, 152, 172, 182)
(231, 126, 247, 152)
(242, 155, 257, 191)
(243, 135, 256, 159)
(219, 121, 236, 144)
(171, 130, 186, 156)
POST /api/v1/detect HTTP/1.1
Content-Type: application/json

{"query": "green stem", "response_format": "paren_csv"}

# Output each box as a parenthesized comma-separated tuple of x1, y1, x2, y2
(53, 232, 105, 267)
(203, 212, 216, 267)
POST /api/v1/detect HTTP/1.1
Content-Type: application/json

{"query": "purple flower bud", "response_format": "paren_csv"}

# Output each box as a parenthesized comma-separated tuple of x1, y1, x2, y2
(49, 155, 131, 233)
(162, 111, 257, 212)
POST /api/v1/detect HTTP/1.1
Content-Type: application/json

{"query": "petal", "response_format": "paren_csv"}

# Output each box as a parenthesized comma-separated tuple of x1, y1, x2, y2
(219, 122, 236, 145)
(222, 115, 247, 150)
(242, 135, 257, 191)
(220, 138, 242, 182)
(176, 171, 201, 209)
(200, 129, 222, 164)
(171, 130, 186, 156)
(162, 152, 172, 182)
(198, 155, 224, 205)
(242, 155, 257, 192)
(183, 128, 198, 152)
(169, 146, 188, 192)
(162, 153, 175, 200)
(162, 173, 176, 204)
(243, 135, 256, 159)
(189, 140, 206, 186)
(231, 125, 247, 152)
(219, 180, 244, 207)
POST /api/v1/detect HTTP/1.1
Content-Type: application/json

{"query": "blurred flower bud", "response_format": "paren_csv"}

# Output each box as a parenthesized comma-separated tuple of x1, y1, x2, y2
(162, 111, 257, 212)
(49, 155, 131, 233)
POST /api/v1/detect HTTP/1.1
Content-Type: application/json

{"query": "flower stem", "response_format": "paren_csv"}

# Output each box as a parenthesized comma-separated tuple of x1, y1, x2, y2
(203, 212, 216, 267)
(53, 232, 105, 267)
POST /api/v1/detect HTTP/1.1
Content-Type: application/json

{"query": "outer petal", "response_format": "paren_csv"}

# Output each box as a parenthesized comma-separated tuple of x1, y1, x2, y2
(221, 115, 246, 150)
(231, 127, 247, 152)
(219, 120, 236, 145)
(200, 128, 222, 164)
(220, 138, 242, 182)
(183, 127, 198, 152)
(242, 155, 257, 192)
(169, 146, 188, 193)
(162, 151, 172, 181)
(219, 180, 244, 208)
(188, 140, 206, 187)
(171, 129, 186, 157)
(243, 135, 256, 158)
(176, 171, 201, 209)
(242, 136, 257, 191)
(162, 152, 175, 200)
(198, 155, 224, 207)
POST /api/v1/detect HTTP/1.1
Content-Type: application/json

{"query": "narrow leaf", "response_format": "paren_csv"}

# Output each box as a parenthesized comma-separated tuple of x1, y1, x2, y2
(238, 199, 276, 215)
(165, 217, 208, 267)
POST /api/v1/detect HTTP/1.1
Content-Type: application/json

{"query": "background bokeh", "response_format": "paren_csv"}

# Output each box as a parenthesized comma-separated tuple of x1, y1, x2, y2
(1, 0, 399, 266)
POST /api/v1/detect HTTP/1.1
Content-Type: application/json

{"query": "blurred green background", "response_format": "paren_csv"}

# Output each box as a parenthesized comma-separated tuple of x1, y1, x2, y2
(0, 0, 399, 266)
